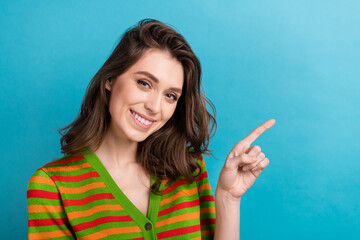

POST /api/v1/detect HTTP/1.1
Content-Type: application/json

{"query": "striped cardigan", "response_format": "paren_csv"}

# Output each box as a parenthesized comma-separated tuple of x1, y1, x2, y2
(27, 150, 216, 239)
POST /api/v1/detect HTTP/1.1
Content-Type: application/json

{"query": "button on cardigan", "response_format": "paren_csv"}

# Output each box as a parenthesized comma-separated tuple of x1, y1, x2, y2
(27, 150, 216, 239)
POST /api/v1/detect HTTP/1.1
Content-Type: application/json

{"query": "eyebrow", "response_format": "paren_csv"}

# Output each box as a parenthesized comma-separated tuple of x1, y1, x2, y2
(135, 71, 183, 94)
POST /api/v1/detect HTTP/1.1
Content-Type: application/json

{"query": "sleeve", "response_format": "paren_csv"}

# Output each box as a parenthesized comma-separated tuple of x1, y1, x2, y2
(27, 168, 76, 240)
(195, 154, 216, 240)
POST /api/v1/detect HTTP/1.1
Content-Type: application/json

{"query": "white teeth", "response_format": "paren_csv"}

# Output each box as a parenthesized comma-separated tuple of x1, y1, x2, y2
(132, 111, 153, 126)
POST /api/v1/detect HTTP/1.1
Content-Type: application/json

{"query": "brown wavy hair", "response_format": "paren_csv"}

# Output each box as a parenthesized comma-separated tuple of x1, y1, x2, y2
(58, 19, 216, 193)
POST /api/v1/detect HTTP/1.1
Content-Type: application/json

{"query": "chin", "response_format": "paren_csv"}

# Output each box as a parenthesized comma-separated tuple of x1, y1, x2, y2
(125, 130, 152, 143)
(134, 135, 149, 143)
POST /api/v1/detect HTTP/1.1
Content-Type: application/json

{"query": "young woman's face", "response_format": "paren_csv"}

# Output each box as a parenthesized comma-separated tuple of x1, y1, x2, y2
(105, 48, 184, 143)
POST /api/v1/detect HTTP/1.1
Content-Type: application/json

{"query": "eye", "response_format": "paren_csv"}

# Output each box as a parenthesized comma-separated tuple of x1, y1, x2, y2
(166, 93, 178, 101)
(137, 79, 150, 88)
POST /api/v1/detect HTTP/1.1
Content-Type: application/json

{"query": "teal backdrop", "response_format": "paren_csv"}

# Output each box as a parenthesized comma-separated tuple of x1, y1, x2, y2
(1, 0, 359, 239)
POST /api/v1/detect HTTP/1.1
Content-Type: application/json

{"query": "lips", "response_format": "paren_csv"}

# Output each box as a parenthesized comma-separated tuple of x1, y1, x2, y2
(130, 109, 156, 122)
(130, 109, 157, 129)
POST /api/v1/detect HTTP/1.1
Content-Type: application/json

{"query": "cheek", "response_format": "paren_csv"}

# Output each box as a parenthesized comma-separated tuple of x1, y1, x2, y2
(109, 88, 137, 112)
(163, 105, 177, 121)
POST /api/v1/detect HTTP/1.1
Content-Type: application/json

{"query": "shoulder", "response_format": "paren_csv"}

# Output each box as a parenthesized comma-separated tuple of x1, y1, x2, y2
(188, 152, 211, 184)
(188, 148, 206, 169)
(41, 154, 86, 167)
(190, 153, 205, 171)
(29, 153, 89, 181)
(27, 153, 94, 195)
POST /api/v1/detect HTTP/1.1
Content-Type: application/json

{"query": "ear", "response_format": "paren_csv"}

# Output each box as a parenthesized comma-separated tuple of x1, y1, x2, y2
(105, 78, 112, 91)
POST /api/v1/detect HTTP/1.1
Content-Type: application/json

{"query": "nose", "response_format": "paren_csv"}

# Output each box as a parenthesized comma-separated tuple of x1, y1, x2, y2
(144, 92, 161, 114)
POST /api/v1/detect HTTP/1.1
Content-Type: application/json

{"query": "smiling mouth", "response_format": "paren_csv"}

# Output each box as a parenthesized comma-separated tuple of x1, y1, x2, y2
(130, 109, 156, 127)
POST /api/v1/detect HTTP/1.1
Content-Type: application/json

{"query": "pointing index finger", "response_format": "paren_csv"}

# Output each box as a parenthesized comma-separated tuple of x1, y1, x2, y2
(243, 119, 276, 145)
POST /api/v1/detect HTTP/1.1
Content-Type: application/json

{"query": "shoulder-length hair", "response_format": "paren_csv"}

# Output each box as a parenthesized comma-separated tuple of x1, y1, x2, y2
(59, 19, 216, 193)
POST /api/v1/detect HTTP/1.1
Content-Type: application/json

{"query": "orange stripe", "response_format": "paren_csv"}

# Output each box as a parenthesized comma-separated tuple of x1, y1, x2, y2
(162, 178, 170, 184)
(156, 211, 199, 228)
(29, 229, 73, 239)
(29, 175, 55, 186)
(191, 238, 201, 240)
(58, 182, 106, 194)
(28, 205, 63, 213)
(200, 158, 205, 166)
(201, 206, 216, 214)
(199, 183, 212, 192)
(67, 204, 124, 219)
(43, 163, 91, 172)
(78, 226, 142, 239)
(194, 156, 205, 174)
(201, 229, 214, 236)
(160, 187, 198, 206)
(195, 159, 205, 173)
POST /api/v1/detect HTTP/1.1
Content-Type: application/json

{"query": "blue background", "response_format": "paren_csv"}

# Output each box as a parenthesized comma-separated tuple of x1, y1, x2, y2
(1, 0, 359, 239)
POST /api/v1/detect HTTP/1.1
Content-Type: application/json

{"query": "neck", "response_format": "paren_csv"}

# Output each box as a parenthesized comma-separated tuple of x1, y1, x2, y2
(94, 126, 139, 169)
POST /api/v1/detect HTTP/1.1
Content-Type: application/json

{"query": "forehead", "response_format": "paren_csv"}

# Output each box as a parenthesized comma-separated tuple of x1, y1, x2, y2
(127, 49, 184, 88)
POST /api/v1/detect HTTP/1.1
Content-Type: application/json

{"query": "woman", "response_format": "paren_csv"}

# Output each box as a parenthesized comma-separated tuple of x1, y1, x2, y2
(27, 19, 275, 240)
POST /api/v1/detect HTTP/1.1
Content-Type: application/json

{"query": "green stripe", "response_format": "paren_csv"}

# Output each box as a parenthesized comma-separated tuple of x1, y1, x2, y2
(27, 152, 216, 239)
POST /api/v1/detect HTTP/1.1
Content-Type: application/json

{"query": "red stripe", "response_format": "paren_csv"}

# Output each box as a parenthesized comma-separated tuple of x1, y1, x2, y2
(195, 171, 207, 182)
(162, 179, 189, 195)
(158, 200, 199, 217)
(43, 155, 84, 166)
(161, 160, 207, 196)
(200, 218, 216, 226)
(27, 190, 60, 199)
(63, 193, 114, 206)
(190, 153, 203, 161)
(73, 215, 132, 232)
(199, 195, 214, 202)
(158, 224, 200, 239)
(28, 218, 68, 227)
(51, 171, 100, 182)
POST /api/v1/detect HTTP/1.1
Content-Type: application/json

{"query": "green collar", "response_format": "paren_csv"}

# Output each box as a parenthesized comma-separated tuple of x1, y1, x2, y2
(83, 150, 161, 238)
